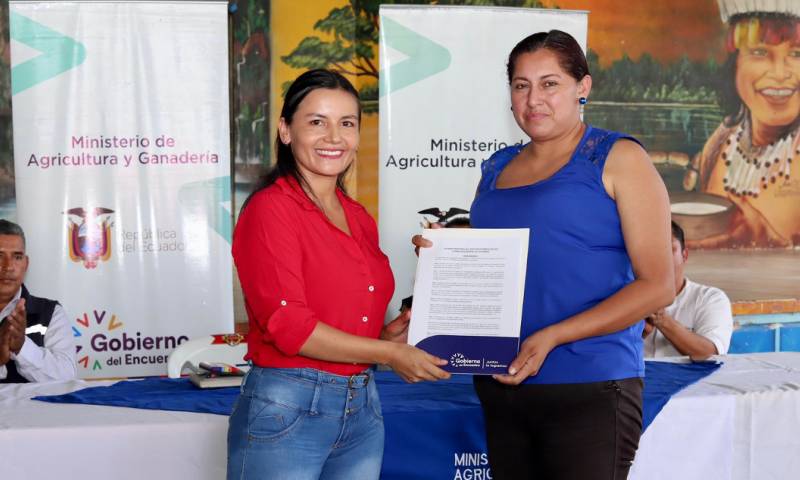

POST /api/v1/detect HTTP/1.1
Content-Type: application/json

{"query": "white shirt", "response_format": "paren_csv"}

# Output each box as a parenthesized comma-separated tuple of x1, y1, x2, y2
(0, 288, 77, 382)
(644, 278, 733, 358)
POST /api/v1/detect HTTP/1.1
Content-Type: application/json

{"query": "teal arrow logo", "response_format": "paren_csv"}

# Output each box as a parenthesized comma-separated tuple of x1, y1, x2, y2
(178, 176, 233, 243)
(379, 17, 451, 97)
(10, 11, 87, 96)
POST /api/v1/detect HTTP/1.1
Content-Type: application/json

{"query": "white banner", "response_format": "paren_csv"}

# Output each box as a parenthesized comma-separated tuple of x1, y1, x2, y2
(9, 1, 233, 378)
(378, 5, 588, 317)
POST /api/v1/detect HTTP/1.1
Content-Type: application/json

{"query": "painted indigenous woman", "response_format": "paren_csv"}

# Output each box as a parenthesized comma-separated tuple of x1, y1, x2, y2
(692, 1, 800, 247)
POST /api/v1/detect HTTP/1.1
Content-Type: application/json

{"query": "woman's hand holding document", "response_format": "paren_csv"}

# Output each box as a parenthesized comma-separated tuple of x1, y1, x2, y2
(408, 228, 528, 374)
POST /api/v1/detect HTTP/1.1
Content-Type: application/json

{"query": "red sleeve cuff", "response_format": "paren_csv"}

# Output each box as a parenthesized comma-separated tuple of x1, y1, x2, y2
(266, 304, 319, 356)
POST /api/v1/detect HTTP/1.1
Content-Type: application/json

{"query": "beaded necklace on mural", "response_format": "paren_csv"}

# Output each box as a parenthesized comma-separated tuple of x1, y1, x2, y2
(721, 117, 795, 197)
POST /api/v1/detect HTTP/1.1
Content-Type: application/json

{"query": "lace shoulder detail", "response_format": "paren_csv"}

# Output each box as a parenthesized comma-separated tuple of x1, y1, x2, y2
(577, 127, 641, 170)
(477, 143, 525, 195)
(579, 128, 615, 166)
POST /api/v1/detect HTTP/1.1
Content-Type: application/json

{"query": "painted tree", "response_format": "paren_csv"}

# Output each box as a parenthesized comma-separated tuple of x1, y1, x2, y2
(281, 0, 548, 113)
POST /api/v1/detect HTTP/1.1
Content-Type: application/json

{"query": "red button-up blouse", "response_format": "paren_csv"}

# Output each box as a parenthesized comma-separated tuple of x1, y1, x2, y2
(232, 176, 395, 376)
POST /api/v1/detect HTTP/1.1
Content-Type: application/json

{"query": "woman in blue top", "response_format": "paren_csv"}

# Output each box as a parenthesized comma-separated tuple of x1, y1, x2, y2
(414, 30, 675, 479)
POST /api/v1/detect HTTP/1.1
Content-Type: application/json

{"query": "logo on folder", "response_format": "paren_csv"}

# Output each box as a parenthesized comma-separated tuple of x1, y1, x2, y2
(449, 352, 482, 369)
(65, 207, 114, 269)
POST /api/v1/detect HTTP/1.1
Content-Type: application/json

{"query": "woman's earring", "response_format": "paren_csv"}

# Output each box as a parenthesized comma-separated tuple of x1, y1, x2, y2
(578, 97, 587, 117)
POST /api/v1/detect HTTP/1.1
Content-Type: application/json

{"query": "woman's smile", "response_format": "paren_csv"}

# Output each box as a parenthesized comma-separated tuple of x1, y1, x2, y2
(756, 85, 797, 105)
(315, 148, 346, 159)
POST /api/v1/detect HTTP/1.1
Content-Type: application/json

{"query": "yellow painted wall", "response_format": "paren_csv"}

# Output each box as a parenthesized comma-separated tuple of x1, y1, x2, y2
(270, 0, 345, 146)
(270, 0, 382, 217)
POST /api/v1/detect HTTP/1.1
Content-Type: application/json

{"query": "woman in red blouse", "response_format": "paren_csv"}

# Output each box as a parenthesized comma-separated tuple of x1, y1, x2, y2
(227, 69, 450, 480)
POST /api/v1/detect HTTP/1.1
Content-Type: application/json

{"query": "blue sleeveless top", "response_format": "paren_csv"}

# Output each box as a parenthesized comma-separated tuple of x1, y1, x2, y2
(471, 125, 644, 384)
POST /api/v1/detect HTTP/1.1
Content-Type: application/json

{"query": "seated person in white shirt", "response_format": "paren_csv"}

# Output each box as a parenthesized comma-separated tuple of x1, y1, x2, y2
(0, 219, 76, 383)
(643, 221, 733, 360)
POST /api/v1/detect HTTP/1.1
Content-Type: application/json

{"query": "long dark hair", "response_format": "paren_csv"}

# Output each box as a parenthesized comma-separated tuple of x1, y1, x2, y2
(506, 30, 590, 84)
(242, 69, 361, 211)
(717, 53, 743, 126)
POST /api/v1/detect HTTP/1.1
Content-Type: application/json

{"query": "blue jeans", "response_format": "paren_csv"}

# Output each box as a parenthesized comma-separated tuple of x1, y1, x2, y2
(227, 367, 384, 480)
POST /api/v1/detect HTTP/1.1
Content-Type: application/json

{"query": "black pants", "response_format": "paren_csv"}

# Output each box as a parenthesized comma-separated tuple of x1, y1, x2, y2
(473, 376, 643, 480)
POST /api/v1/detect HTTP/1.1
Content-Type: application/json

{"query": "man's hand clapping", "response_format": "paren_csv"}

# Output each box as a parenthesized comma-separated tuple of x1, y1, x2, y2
(5, 298, 26, 354)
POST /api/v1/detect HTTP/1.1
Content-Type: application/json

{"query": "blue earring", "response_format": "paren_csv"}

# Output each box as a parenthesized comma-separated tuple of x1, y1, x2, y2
(579, 97, 587, 105)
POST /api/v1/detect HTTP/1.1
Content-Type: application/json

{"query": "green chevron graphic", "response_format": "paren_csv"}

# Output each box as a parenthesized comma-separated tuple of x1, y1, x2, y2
(178, 176, 233, 243)
(10, 11, 87, 95)
(379, 17, 451, 97)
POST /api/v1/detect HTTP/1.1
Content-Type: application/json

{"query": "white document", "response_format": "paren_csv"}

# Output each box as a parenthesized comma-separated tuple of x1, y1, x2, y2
(408, 228, 529, 374)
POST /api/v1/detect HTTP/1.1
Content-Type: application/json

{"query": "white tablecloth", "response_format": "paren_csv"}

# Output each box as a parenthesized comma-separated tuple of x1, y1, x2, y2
(0, 380, 228, 480)
(2, 352, 799, 480)
(632, 352, 800, 480)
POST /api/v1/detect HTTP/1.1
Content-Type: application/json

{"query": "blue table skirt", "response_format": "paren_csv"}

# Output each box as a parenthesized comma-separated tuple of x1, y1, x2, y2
(35, 361, 720, 479)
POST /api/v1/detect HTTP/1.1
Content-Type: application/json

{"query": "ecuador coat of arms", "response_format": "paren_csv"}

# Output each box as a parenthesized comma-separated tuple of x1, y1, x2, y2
(65, 207, 114, 269)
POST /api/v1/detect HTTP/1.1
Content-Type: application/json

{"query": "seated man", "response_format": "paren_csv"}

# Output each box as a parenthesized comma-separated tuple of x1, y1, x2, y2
(0, 220, 76, 383)
(643, 221, 733, 360)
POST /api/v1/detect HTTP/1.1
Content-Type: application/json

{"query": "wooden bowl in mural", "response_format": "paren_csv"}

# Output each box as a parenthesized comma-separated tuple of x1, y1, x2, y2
(669, 192, 735, 240)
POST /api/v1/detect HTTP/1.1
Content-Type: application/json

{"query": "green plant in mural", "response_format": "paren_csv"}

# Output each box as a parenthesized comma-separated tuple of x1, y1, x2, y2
(281, 0, 380, 112)
(281, 0, 548, 113)
(0, 3, 9, 110)
(588, 49, 720, 104)
(0, 1, 16, 200)
(231, 0, 271, 169)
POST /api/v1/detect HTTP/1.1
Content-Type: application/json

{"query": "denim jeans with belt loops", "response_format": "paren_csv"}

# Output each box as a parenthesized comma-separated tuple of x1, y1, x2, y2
(227, 366, 384, 480)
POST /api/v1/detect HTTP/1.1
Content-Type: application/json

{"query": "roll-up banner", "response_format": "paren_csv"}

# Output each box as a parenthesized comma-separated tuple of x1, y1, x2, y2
(9, 0, 233, 378)
(379, 5, 588, 318)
